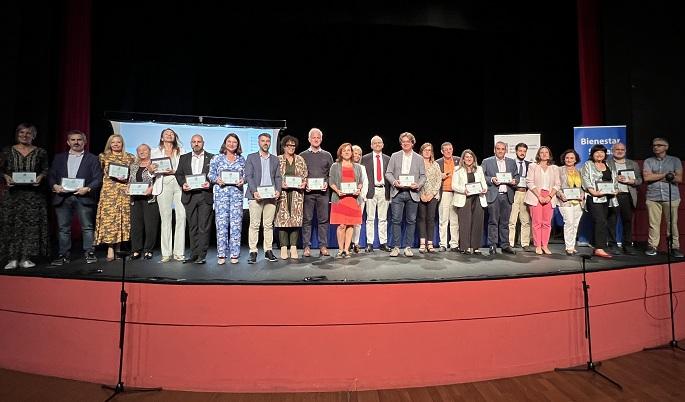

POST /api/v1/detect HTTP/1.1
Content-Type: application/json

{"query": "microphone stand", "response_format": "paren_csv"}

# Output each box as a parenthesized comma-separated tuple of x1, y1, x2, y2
(102, 251, 161, 401)
(555, 254, 623, 389)
(644, 173, 685, 353)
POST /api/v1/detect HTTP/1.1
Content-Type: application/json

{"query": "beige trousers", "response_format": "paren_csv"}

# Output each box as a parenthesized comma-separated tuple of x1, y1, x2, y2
(509, 190, 531, 247)
(646, 199, 680, 249)
(248, 199, 276, 252)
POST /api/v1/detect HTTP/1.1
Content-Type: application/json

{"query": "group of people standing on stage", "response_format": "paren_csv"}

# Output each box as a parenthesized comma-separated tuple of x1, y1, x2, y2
(1, 123, 683, 269)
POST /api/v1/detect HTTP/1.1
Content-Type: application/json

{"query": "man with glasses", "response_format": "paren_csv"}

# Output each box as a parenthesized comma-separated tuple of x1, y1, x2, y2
(606, 142, 642, 255)
(643, 138, 683, 257)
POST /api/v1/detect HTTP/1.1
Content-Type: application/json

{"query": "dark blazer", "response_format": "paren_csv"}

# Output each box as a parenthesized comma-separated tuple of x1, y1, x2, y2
(244, 152, 282, 200)
(482, 156, 520, 204)
(48, 151, 103, 206)
(175, 151, 214, 205)
(436, 156, 460, 196)
(361, 151, 391, 200)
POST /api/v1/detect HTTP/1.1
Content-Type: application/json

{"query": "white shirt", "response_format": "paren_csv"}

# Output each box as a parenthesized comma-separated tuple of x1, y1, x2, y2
(496, 157, 507, 193)
(191, 151, 205, 175)
(539, 166, 551, 190)
(401, 151, 413, 175)
(373, 152, 384, 186)
(67, 150, 85, 178)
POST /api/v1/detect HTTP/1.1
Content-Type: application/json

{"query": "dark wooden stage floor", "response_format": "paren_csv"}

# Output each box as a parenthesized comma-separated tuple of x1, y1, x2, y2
(1, 244, 675, 284)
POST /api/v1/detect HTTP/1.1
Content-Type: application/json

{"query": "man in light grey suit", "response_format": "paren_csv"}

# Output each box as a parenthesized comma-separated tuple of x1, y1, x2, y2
(482, 141, 520, 255)
(244, 133, 282, 264)
(385, 132, 427, 257)
(607, 142, 642, 255)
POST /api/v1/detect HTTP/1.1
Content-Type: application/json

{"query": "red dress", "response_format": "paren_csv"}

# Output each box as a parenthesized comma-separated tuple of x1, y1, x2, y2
(330, 165, 362, 225)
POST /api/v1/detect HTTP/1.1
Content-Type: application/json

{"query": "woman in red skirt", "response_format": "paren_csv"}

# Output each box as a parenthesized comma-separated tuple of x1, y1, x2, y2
(329, 143, 364, 258)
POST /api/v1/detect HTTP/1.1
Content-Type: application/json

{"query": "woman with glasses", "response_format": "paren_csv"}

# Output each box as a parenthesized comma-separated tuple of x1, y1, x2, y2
(275, 135, 308, 259)
(417, 142, 442, 253)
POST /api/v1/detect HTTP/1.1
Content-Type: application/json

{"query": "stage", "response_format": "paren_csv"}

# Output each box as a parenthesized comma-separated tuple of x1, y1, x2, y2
(0, 244, 675, 284)
(1, 244, 684, 392)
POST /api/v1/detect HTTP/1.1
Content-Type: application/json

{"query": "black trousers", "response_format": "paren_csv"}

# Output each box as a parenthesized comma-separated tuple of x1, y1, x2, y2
(185, 194, 213, 259)
(458, 196, 484, 250)
(302, 191, 330, 248)
(130, 199, 160, 253)
(587, 197, 611, 249)
(608, 192, 634, 246)
(487, 193, 512, 248)
(417, 198, 438, 242)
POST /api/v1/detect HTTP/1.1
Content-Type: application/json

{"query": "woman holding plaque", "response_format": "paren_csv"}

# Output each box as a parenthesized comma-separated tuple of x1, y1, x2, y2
(524, 146, 560, 255)
(95, 134, 135, 261)
(151, 128, 185, 262)
(556, 149, 584, 255)
(329, 143, 364, 258)
(128, 144, 159, 260)
(417, 143, 442, 253)
(452, 149, 488, 254)
(0, 123, 49, 269)
(208, 133, 245, 265)
(275, 135, 308, 259)
(581, 144, 619, 258)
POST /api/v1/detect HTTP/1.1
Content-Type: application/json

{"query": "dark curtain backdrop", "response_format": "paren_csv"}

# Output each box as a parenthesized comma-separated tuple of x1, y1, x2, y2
(89, 1, 581, 158)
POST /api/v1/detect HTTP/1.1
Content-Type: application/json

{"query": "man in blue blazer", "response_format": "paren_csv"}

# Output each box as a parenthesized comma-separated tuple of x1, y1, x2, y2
(48, 130, 103, 265)
(482, 141, 520, 255)
(385, 132, 427, 257)
(244, 132, 282, 264)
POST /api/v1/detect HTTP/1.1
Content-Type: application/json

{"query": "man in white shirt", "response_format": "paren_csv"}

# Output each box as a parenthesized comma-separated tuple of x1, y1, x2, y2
(361, 135, 391, 252)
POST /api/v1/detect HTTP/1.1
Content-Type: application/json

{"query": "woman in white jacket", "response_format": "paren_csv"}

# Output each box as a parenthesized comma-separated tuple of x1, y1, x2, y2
(452, 149, 488, 254)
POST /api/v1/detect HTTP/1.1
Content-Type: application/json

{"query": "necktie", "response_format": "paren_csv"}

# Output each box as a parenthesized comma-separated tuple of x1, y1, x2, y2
(518, 161, 523, 176)
(376, 154, 382, 182)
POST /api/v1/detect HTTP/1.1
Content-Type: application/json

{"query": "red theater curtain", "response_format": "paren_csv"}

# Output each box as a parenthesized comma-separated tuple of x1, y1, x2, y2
(56, 0, 92, 151)
(577, 0, 603, 125)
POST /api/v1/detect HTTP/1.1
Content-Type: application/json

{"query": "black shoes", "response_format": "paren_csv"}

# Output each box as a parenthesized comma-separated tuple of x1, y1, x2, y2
(183, 256, 197, 264)
(194, 257, 207, 264)
(51, 255, 70, 266)
(501, 247, 516, 255)
(365, 244, 374, 253)
(522, 245, 534, 252)
(488, 246, 497, 255)
(265, 250, 278, 262)
(379, 244, 392, 252)
(247, 252, 257, 264)
(85, 251, 97, 264)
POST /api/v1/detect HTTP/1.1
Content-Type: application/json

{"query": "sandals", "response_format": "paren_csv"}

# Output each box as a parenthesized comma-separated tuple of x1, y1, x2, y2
(427, 244, 435, 253)
(419, 244, 427, 254)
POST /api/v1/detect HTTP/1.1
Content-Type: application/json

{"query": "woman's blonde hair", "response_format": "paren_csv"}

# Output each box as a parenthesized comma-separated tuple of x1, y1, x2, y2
(104, 134, 125, 155)
(458, 149, 479, 170)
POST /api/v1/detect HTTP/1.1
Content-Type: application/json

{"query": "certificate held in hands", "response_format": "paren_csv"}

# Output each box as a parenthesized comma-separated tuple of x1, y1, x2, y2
(562, 187, 582, 200)
(308, 178, 325, 190)
(496, 172, 512, 183)
(619, 169, 636, 180)
(108, 163, 129, 179)
(12, 172, 36, 184)
(186, 174, 208, 190)
(399, 175, 414, 187)
(61, 177, 85, 192)
(128, 183, 150, 195)
(151, 157, 172, 172)
(220, 170, 240, 185)
(284, 176, 303, 188)
(596, 181, 615, 195)
(465, 182, 483, 194)
(340, 182, 357, 194)
(257, 186, 276, 199)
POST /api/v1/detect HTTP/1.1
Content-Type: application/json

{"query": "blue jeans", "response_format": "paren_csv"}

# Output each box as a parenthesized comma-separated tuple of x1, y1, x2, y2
(54, 195, 96, 256)
(391, 190, 418, 248)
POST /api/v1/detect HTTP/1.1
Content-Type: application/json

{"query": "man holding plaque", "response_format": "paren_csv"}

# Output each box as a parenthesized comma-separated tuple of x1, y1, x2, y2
(482, 141, 519, 255)
(300, 128, 334, 257)
(361, 135, 391, 252)
(435, 142, 460, 252)
(48, 130, 103, 265)
(385, 132, 426, 257)
(175, 135, 214, 264)
(606, 142, 642, 255)
(245, 132, 282, 264)
(643, 137, 684, 257)
(508, 143, 532, 252)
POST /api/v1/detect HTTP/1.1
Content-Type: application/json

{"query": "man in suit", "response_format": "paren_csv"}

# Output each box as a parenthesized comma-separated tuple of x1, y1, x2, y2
(385, 132, 427, 257)
(175, 134, 214, 264)
(361, 135, 391, 252)
(607, 142, 643, 255)
(244, 132, 282, 264)
(436, 142, 460, 252)
(482, 141, 520, 255)
(48, 130, 103, 266)
(508, 143, 532, 252)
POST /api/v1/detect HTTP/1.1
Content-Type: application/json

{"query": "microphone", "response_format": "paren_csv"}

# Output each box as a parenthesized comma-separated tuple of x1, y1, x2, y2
(665, 172, 675, 182)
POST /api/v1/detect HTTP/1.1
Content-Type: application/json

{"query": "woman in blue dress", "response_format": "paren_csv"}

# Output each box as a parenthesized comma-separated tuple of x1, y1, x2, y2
(208, 133, 246, 265)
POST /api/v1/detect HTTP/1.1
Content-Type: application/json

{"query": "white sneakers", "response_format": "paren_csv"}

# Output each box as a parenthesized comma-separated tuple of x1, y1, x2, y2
(3, 259, 35, 269)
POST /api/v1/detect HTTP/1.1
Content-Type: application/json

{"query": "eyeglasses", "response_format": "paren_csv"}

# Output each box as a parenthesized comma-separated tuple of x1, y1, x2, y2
(285, 144, 296, 148)
(653, 144, 667, 147)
